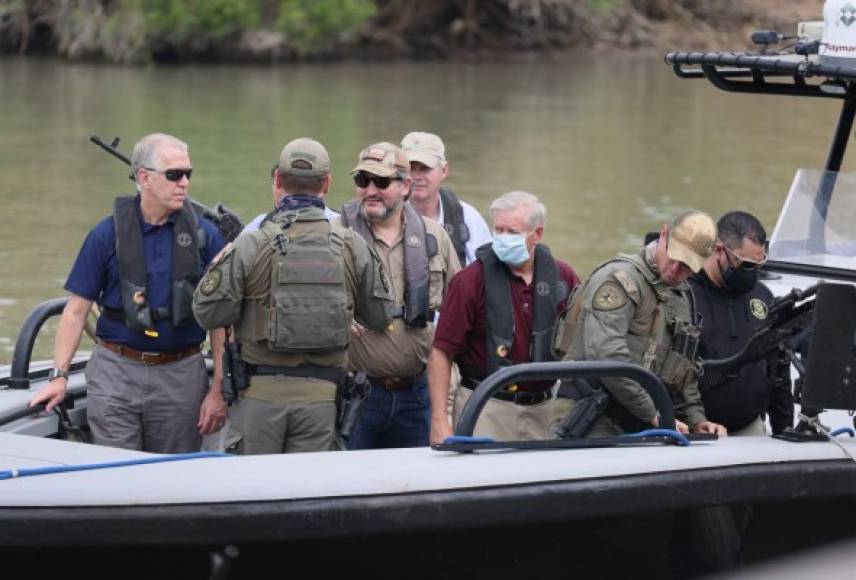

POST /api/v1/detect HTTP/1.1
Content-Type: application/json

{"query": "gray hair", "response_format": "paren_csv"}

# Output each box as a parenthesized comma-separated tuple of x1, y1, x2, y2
(131, 133, 188, 190)
(489, 190, 546, 230)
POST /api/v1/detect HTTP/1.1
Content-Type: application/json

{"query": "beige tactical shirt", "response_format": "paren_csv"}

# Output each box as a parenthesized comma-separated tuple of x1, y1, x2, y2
(336, 214, 461, 378)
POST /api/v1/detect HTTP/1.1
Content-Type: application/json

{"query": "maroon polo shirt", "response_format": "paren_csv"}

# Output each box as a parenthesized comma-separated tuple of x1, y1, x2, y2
(434, 254, 581, 391)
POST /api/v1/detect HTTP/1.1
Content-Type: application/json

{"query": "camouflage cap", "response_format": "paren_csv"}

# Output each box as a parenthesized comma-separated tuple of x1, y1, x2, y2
(667, 210, 717, 273)
(278, 137, 330, 177)
(351, 142, 410, 178)
(401, 131, 446, 168)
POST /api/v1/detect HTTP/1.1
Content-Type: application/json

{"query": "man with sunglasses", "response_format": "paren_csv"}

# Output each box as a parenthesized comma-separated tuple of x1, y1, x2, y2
(554, 210, 727, 438)
(690, 211, 793, 437)
(193, 138, 393, 454)
(428, 190, 580, 444)
(30, 133, 228, 453)
(339, 142, 461, 449)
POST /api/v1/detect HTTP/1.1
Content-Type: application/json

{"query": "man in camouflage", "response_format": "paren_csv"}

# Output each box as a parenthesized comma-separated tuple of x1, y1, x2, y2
(192, 138, 392, 454)
(554, 210, 727, 437)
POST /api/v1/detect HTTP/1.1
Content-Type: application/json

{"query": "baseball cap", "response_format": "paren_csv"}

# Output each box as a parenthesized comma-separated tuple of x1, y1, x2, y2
(351, 142, 410, 178)
(667, 210, 716, 273)
(278, 138, 330, 177)
(401, 131, 446, 168)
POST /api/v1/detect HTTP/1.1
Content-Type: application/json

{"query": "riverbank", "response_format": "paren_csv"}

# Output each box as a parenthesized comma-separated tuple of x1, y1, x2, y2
(0, 0, 824, 64)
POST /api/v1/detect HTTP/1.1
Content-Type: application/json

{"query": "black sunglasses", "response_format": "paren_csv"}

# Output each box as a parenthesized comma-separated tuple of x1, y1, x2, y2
(722, 245, 766, 271)
(144, 167, 193, 182)
(353, 172, 401, 189)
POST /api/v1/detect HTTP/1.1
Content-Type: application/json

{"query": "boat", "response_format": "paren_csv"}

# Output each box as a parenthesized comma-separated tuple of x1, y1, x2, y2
(4, 9, 856, 579)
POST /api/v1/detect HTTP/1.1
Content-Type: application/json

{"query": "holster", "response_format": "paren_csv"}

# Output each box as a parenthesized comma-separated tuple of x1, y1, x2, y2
(222, 340, 250, 403)
(336, 371, 371, 440)
(555, 379, 609, 439)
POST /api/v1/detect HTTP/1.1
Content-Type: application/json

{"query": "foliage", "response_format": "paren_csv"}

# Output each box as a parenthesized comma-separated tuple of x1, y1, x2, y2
(276, 0, 375, 52)
(138, 0, 261, 45)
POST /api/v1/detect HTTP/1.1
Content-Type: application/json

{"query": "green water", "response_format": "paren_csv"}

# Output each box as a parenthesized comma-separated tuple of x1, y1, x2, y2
(0, 54, 847, 363)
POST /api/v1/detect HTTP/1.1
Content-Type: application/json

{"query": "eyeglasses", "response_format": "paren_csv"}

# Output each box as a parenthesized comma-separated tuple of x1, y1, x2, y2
(353, 172, 401, 189)
(722, 244, 766, 271)
(144, 167, 193, 182)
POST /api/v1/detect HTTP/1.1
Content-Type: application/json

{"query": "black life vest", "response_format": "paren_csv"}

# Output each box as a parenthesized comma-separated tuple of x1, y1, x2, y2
(111, 196, 205, 333)
(439, 187, 470, 266)
(341, 200, 437, 328)
(477, 243, 569, 377)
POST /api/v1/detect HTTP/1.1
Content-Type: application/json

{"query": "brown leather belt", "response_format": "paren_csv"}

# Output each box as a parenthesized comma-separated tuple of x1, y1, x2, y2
(99, 340, 201, 366)
(368, 372, 424, 390)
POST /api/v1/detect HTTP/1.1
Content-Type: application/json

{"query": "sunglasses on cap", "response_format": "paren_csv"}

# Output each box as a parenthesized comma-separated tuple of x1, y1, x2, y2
(722, 244, 766, 271)
(144, 167, 193, 182)
(353, 172, 401, 190)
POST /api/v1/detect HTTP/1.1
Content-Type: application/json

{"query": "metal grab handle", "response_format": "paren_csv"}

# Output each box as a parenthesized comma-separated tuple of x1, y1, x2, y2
(454, 361, 675, 436)
(8, 298, 68, 389)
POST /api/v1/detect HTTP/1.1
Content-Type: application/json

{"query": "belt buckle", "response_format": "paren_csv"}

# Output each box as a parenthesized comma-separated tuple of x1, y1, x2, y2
(140, 351, 162, 365)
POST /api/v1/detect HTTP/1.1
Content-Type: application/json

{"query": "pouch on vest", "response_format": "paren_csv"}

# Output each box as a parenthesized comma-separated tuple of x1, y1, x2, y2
(552, 285, 583, 359)
(659, 350, 700, 394)
(268, 225, 349, 353)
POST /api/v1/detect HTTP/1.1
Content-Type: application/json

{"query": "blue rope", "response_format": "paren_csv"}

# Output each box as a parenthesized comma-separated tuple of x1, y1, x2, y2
(831, 427, 855, 438)
(621, 428, 691, 447)
(1, 451, 231, 481)
(442, 435, 496, 445)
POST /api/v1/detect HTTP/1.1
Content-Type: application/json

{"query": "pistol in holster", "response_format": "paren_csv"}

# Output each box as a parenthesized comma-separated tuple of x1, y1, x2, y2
(555, 378, 609, 439)
(336, 371, 371, 440)
(222, 340, 250, 404)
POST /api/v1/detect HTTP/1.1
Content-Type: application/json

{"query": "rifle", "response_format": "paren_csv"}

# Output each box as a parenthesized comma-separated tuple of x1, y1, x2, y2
(89, 134, 245, 242)
(699, 283, 820, 389)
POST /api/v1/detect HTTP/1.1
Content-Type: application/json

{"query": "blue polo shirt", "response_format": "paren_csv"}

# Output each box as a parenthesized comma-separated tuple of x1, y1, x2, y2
(65, 198, 225, 352)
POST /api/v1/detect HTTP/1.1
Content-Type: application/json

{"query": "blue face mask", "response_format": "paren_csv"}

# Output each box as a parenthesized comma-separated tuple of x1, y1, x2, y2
(492, 233, 530, 266)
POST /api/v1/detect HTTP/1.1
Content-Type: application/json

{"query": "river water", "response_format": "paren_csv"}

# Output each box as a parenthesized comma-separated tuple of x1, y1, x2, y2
(0, 54, 848, 364)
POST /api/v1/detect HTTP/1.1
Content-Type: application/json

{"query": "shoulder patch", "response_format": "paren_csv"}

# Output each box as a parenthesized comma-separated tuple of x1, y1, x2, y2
(198, 268, 222, 296)
(592, 280, 629, 311)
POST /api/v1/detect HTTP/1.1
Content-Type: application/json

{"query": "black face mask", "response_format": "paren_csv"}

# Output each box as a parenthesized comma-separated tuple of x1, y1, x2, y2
(721, 265, 759, 294)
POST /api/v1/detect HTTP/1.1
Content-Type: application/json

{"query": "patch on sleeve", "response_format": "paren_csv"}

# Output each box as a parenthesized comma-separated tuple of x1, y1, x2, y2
(198, 268, 222, 296)
(210, 242, 234, 267)
(612, 270, 638, 302)
(592, 280, 628, 311)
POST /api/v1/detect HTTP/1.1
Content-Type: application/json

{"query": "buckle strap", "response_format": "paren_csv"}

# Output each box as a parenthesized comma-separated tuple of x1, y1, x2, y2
(98, 340, 201, 365)
(368, 372, 424, 390)
(460, 381, 552, 406)
(246, 364, 345, 385)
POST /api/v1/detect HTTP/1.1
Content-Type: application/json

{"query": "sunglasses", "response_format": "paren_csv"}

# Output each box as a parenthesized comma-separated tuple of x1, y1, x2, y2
(722, 245, 766, 271)
(144, 167, 193, 182)
(353, 172, 401, 189)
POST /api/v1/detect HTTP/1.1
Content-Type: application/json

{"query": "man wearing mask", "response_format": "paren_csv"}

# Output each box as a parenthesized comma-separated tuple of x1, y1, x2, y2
(428, 190, 580, 444)
(691, 211, 793, 436)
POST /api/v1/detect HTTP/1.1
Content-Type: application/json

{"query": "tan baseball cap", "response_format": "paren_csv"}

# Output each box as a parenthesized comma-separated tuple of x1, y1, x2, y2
(667, 210, 717, 273)
(351, 142, 410, 178)
(278, 138, 330, 177)
(401, 131, 446, 168)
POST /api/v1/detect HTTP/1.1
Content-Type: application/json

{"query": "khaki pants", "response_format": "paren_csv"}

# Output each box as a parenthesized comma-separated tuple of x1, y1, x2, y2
(453, 385, 555, 441)
(731, 416, 767, 437)
(229, 375, 337, 454)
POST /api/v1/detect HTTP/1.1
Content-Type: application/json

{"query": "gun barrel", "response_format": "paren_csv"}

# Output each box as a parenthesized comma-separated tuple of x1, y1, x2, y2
(90, 134, 131, 166)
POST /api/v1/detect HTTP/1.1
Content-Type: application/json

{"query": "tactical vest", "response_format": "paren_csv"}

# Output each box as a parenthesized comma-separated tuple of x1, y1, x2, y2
(253, 210, 350, 353)
(439, 187, 470, 266)
(476, 243, 568, 378)
(555, 250, 700, 393)
(110, 196, 204, 333)
(341, 200, 437, 328)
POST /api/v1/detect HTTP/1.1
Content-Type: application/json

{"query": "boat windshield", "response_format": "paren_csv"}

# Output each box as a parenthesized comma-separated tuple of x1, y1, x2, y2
(768, 169, 856, 271)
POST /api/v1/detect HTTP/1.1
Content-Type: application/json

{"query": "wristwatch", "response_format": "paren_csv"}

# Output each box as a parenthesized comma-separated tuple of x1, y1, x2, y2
(48, 368, 70, 381)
